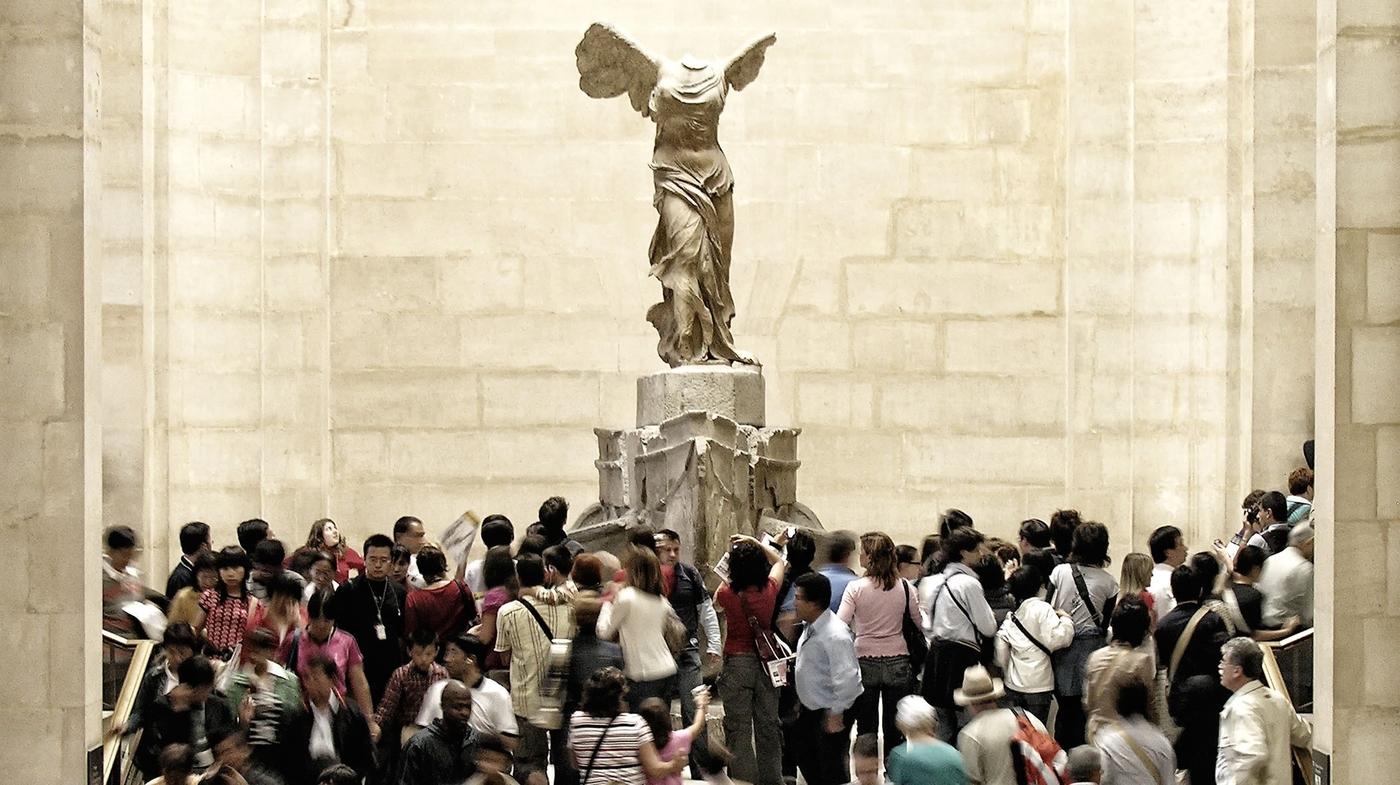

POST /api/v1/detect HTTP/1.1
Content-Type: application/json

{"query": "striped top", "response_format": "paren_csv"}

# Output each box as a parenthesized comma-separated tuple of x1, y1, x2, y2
(568, 712, 654, 785)
(495, 595, 576, 719)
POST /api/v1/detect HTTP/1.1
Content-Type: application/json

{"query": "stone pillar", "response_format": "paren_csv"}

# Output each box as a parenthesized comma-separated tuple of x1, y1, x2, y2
(1313, 0, 1400, 781)
(0, 0, 104, 782)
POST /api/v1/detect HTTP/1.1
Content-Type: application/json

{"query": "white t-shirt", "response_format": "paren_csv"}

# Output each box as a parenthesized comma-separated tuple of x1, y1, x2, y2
(465, 558, 486, 595)
(597, 587, 679, 682)
(416, 675, 519, 737)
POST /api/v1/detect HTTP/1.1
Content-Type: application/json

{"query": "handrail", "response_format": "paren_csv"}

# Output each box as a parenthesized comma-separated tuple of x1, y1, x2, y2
(1260, 631, 1313, 781)
(102, 634, 155, 785)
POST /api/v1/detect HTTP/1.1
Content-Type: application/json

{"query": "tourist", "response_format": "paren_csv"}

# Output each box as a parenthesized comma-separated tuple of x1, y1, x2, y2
(1065, 745, 1102, 785)
(919, 527, 997, 743)
(1226, 545, 1301, 642)
(331, 533, 407, 705)
(1020, 548, 1057, 594)
(1017, 519, 1051, 556)
(168, 552, 218, 628)
(537, 496, 585, 556)
(244, 572, 306, 663)
(1215, 637, 1311, 785)
(713, 533, 787, 785)
(147, 656, 234, 774)
(571, 552, 607, 594)
(975, 553, 1015, 628)
(496, 552, 577, 785)
(224, 628, 303, 781)
(1257, 522, 1315, 629)
(846, 733, 882, 785)
(955, 664, 1049, 785)
(291, 658, 374, 785)
(1094, 678, 1175, 785)
(405, 543, 479, 643)
(300, 518, 363, 584)
(638, 692, 709, 785)
(1083, 597, 1157, 741)
(124, 624, 201, 778)
(918, 534, 942, 577)
(148, 743, 196, 785)
(1226, 490, 1269, 560)
(599, 546, 678, 710)
(376, 629, 449, 748)
(1246, 492, 1292, 556)
(390, 544, 413, 590)
(300, 549, 339, 602)
(238, 519, 273, 555)
(994, 565, 1074, 724)
(837, 531, 923, 757)
(199, 546, 255, 660)
(209, 728, 285, 785)
(523, 544, 579, 607)
(896, 545, 922, 583)
(792, 571, 862, 785)
(654, 528, 723, 768)
(921, 510, 974, 577)
(416, 634, 518, 744)
(568, 667, 684, 785)
(476, 545, 518, 660)
(1155, 564, 1233, 785)
(1048, 508, 1081, 558)
(1284, 467, 1314, 523)
(886, 695, 967, 785)
(400, 680, 482, 785)
(102, 525, 144, 634)
(817, 530, 860, 613)
(1117, 552, 1156, 624)
(394, 515, 429, 589)
(1147, 525, 1187, 617)
(774, 528, 817, 641)
(166, 521, 212, 599)
(292, 590, 380, 744)
(1047, 520, 1118, 748)
(249, 539, 305, 602)
(467, 515, 516, 594)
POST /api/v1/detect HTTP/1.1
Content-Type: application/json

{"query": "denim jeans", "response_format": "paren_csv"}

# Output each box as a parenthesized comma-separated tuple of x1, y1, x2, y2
(854, 655, 914, 757)
(718, 653, 782, 785)
(675, 647, 710, 777)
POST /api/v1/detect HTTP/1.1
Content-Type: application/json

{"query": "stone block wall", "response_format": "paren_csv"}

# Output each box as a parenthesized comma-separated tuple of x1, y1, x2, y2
(102, 0, 1310, 569)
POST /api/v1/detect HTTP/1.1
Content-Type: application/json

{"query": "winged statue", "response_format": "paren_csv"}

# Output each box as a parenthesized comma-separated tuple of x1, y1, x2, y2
(576, 23, 777, 368)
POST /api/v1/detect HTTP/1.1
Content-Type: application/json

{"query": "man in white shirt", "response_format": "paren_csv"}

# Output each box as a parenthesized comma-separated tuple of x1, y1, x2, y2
(1146, 525, 1187, 617)
(793, 572, 863, 785)
(416, 634, 518, 746)
(1256, 523, 1315, 628)
(1215, 637, 1310, 785)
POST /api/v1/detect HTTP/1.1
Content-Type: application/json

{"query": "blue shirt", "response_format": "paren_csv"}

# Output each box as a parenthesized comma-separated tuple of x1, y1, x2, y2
(818, 564, 860, 613)
(794, 610, 863, 713)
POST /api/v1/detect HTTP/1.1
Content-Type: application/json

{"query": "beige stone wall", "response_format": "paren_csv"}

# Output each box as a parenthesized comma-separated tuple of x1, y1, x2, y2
(111, 0, 1293, 568)
(1313, 0, 1400, 779)
(0, 0, 104, 781)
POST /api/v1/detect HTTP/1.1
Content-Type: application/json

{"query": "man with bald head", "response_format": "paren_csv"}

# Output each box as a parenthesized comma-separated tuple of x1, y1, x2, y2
(400, 680, 484, 785)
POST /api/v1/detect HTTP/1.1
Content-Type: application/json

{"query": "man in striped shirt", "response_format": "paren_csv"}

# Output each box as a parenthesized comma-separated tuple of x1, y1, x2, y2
(496, 553, 577, 785)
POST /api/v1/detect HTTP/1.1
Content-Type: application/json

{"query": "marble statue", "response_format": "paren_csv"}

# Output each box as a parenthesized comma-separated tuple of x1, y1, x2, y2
(575, 23, 777, 368)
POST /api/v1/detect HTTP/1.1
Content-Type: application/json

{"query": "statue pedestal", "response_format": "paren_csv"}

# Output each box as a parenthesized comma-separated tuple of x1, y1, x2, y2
(636, 366, 766, 427)
(572, 366, 820, 575)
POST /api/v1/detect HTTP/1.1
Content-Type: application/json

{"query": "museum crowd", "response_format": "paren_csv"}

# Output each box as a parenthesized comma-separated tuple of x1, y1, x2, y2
(104, 465, 1318, 785)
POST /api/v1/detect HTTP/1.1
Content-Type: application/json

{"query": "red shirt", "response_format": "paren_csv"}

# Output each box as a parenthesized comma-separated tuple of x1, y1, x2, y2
(404, 580, 478, 641)
(715, 577, 780, 657)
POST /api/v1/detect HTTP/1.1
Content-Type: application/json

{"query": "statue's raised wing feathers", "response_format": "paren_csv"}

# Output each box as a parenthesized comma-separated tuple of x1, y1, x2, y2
(723, 32, 777, 91)
(575, 22, 661, 116)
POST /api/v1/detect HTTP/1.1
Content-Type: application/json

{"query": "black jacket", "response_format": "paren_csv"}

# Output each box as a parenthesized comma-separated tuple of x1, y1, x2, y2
(333, 577, 408, 702)
(145, 692, 237, 773)
(668, 562, 710, 645)
(286, 698, 375, 784)
(165, 557, 197, 599)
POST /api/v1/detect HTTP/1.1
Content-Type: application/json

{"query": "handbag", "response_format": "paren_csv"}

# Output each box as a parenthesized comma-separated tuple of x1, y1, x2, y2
(900, 580, 929, 664)
(738, 591, 793, 687)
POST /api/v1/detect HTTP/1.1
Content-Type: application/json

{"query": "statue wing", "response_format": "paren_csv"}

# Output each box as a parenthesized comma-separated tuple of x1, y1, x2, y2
(723, 32, 777, 91)
(575, 23, 662, 116)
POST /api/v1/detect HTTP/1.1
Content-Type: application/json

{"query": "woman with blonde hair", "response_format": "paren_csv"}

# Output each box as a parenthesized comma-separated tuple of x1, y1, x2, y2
(1118, 552, 1157, 625)
(837, 531, 923, 758)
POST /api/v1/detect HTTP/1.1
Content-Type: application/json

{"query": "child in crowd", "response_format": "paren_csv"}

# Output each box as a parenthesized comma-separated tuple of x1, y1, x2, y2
(638, 690, 710, 785)
(376, 629, 449, 747)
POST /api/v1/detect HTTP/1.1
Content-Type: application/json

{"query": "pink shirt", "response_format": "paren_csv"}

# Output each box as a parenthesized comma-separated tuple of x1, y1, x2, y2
(293, 629, 363, 695)
(649, 728, 694, 785)
(836, 577, 922, 659)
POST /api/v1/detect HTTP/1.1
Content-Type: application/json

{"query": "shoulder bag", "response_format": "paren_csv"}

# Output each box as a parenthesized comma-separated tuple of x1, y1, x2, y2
(1069, 565, 1114, 632)
(579, 716, 619, 785)
(900, 580, 929, 663)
